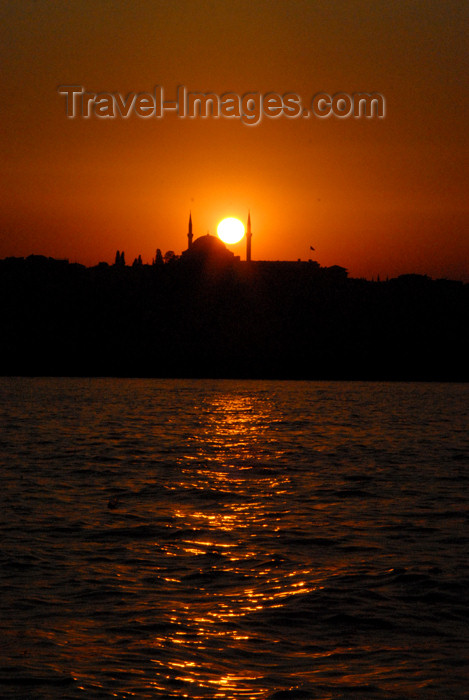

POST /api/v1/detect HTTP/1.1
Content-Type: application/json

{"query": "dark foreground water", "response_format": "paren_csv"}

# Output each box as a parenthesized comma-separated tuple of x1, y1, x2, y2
(0, 378, 468, 699)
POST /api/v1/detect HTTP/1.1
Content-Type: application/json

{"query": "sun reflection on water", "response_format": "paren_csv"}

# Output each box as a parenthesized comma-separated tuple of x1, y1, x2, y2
(129, 388, 330, 697)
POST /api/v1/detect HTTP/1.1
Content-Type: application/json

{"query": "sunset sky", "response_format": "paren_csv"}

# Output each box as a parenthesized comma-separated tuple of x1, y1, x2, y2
(1, 0, 467, 280)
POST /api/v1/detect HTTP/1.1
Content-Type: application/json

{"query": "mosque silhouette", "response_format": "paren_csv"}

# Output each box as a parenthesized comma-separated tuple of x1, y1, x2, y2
(181, 212, 252, 264)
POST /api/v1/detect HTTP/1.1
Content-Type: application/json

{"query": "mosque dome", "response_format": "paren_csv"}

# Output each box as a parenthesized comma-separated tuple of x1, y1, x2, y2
(182, 233, 235, 265)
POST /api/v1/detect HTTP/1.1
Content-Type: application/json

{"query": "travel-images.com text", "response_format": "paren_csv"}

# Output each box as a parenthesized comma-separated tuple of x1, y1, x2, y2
(58, 86, 386, 125)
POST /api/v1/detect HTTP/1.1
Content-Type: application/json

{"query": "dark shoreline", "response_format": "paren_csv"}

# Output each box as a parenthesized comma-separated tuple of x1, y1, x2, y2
(2, 255, 468, 382)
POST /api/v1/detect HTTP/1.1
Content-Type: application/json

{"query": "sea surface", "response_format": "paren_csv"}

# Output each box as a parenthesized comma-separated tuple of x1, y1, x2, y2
(0, 378, 468, 699)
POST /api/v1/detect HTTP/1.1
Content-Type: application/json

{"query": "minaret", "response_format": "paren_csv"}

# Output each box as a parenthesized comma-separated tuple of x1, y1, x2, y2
(188, 211, 193, 249)
(246, 211, 252, 262)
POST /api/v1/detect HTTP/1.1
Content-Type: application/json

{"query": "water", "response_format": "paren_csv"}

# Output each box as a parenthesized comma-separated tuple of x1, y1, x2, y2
(0, 378, 468, 699)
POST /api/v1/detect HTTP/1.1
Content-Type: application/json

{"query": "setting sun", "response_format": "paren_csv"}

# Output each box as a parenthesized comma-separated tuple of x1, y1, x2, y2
(217, 217, 245, 245)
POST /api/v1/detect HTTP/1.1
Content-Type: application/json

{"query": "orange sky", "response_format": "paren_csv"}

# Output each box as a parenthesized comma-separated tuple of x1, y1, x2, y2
(1, 0, 467, 280)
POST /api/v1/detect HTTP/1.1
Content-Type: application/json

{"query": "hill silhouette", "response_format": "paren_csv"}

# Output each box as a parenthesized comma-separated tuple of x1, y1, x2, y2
(1, 254, 468, 380)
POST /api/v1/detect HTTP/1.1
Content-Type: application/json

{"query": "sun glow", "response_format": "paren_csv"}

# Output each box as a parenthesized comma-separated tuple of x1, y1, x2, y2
(217, 217, 245, 244)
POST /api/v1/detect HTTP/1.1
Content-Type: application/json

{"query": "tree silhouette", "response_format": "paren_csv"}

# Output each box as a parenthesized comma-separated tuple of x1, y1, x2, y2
(164, 250, 176, 264)
(153, 248, 164, 266)
(114, 250, 126, 266)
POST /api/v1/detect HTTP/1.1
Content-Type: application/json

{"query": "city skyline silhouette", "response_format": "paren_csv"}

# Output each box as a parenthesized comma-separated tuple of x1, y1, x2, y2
(1, 230, 467, 380)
